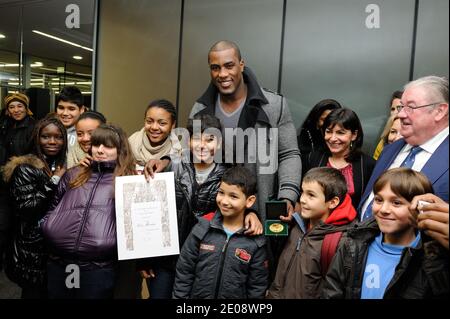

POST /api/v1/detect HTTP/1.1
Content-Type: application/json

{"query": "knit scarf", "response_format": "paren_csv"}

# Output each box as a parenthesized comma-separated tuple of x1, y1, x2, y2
(67, 141, 88, 169)
(129, 127, 181, 165)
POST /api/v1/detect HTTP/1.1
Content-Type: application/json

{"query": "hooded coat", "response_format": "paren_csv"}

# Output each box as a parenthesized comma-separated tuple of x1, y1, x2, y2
(2, 155, 56, 288)
(267, 194, 357, 299)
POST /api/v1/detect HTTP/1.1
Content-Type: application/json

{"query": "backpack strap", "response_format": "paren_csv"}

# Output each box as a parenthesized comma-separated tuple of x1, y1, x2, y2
(321, 231, 343, 277)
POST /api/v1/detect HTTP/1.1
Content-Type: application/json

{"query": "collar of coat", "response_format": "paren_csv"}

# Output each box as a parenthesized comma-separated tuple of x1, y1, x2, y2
(1, 115, 34, 130)
(2, 154, 45, 183)
(196, 66, 272, 130)
(347, 217, 436, 254)
(91, 160, 116, 173)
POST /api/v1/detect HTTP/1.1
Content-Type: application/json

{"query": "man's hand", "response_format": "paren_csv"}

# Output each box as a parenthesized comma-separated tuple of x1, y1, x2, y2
(410, 193, 449, 250)
(140, 269, 155, 279)
(144, 159, 170, 181)
(244, 212, 263, 235)
(279, 199, 294, 222)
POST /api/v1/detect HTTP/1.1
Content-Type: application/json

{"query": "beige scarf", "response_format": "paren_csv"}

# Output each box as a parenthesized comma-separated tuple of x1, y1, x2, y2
(128, 127, 181, 166)
(66, 141, 88, 169)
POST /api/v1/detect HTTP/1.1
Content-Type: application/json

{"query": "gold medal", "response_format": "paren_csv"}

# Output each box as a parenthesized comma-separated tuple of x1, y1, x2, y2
(269, 222, 284, 233)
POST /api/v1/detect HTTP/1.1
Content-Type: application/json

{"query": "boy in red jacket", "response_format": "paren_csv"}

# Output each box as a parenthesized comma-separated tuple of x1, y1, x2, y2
(267, 167, 357, 298)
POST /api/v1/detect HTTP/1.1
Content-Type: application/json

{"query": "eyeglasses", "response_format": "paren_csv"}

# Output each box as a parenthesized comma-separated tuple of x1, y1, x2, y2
(396, 102, 444, 114)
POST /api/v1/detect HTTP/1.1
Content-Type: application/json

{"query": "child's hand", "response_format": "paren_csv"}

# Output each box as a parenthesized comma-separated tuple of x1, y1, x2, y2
(140, 269, 156, 279)
(144, 159, 170, 181)
(79, 154, 93, 167)
(54, 166, 66, 177)
(244, 212, 263, 236)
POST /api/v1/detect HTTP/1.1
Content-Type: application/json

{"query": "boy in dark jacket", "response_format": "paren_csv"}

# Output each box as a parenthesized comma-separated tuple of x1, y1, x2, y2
(138, 114, 262, 298)
(267, 167, 357, 299)
(173, 166, 268, 299)
(322, 168, 449, 299)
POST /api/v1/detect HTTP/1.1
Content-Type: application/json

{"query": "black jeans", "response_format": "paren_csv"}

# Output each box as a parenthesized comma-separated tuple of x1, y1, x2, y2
(146, 266, 175, 299)
(47, 260, 117, 299)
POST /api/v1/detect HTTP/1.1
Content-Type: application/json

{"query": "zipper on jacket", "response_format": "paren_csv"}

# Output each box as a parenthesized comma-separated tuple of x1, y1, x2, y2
(282, 232, 306, 287)
(214, 236, 230, 299)
(177, 177, 192, 212)
(73, 171, 104, 254)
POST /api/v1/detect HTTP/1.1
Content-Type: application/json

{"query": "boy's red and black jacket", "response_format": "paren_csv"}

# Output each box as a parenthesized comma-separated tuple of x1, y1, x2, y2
(325, 193, 357, 226)
(267, 194, 357, 299)
(173, 210, 268, 299)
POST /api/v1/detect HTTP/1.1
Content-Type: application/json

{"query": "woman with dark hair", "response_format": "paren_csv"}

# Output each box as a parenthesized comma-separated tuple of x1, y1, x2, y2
(42, 124, 136, 299)
(303, 108, 375, 207)
(373, 90, 403, 159)
(2, 117, 67, 298)
(297, 99, 342, 164)
(128, 99, 182, 172)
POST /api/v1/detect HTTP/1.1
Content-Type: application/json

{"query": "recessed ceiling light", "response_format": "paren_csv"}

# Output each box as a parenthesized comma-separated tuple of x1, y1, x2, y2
(73, 56, 83, 60)
(0, 34, 5, 39)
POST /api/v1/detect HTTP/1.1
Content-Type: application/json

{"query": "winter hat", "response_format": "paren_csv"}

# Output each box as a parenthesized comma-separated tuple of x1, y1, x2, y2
(3, 92, 33, 116)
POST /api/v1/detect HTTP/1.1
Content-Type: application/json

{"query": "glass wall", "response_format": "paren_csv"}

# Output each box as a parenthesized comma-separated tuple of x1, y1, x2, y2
(0, 0, 96, 117)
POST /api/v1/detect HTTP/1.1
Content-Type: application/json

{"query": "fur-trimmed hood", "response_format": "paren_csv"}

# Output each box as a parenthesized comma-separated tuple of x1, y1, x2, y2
(2, 154, 45, 183)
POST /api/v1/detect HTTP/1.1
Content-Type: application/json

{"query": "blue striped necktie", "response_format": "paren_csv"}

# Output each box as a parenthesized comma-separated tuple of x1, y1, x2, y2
(400, 146, 422, 168)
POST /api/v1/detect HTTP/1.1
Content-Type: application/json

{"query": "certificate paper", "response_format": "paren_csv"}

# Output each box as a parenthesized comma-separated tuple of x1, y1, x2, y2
(115, 172, 179, 260)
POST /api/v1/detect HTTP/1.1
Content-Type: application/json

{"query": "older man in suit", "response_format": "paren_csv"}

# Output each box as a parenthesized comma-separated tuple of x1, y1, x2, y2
(360, 75, 449, 221)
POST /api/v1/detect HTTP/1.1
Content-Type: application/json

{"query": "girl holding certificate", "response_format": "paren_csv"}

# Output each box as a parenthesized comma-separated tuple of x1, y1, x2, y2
(128, 99, 182, 172)
(42, 124, 136, 299)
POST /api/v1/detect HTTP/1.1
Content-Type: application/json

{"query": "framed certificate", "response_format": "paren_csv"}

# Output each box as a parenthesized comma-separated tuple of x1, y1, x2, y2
(115, 172, 179, 260)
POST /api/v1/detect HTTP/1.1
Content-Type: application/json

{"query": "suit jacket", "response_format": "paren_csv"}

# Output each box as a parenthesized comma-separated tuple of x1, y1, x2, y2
(358, 136, 449, 219)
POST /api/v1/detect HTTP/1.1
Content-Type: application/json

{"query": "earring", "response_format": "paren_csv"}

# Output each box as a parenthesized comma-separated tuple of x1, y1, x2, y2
(350, 141, 353, 149)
